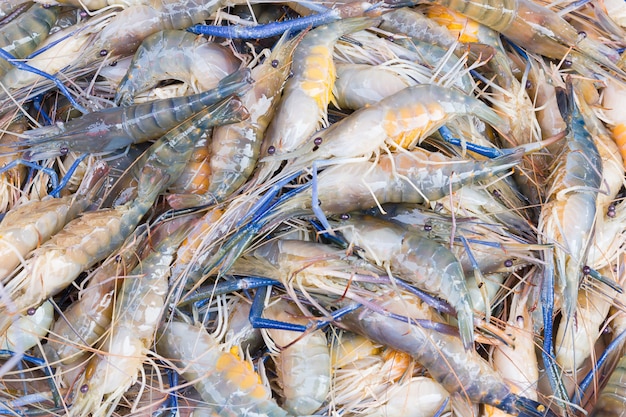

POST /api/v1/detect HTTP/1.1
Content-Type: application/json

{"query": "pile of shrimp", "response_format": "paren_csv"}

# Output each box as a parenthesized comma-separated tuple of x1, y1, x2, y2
(3, 0, 626, 415)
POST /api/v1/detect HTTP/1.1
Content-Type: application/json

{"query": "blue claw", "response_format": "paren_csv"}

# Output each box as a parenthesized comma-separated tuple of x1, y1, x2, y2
(0, 49, 88, 115)
(188, 10, 341, 39)
(0, 158, 59, 192)
(153, 370, 179, 417)
(180, 276, 281, 307)
(438, 126, 504, 158)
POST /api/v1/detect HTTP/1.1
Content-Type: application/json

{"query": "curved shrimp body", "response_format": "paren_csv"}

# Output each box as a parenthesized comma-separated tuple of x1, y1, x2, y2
(195, 32, 303, 205)
(115, 30, 240, 106)
(156, 320, 292, 417)
(337, 298, 554, 417)
(264, 299, 330, 415)
(272, 83, 511, 168)
(0, 3, 59, 78)
(335, 213, 475, 350)
(257, 17, 377, 180)
(68, 221, 192, 417)
(20, 69, 252, 160)
(280, 146, 521, 216)
(538, 84, 602, 320)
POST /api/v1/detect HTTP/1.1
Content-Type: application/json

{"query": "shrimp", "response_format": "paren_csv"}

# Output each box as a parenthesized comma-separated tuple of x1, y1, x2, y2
(156, 320, 293, 417)
(18, 68, 252, 160)
(168, 31, 303, 209)
(336, 293, 556, 416)
(68, 218, 194, 417)
(44, 225, 148, 365)
(264, 298, 331, 415)
(365, 377, 450, 417)
(268, 83, 513, 171)
(255, 16, 378, 183)
(0, 3, 59, 78)
(538, 80, 603, 321)
(277, 146, 521, 218)
(334, 213, 475, 351)
(395, 0, 623, 75)
(0, 300, 53, 352)
(0, 97, 248, 335)
(0, 160, 108, 282)
(115, 30, 241, 106)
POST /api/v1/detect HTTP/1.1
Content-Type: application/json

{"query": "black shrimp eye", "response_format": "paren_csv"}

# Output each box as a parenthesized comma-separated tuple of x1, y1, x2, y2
(27, 307, 36, 316)
(562, 59, 572, 69)
(340, 213, 350, 220)
(111, 61, 118, 67)
(80, 384, 89, 393)
(577, 31, 587, 39)
(267, 145, 276, 155)
(99, 49, 108, 57)
(423, 224, 432, 231)
(583, 265, 591, 275)
(271, 59, 279, 68)
(608, 208, 616, 218)
(60, 147, 69, 156)
(525, 80, 533, 89)
(80, 10, 88, 18)
(504, 259, 514, 268)
(42, 3, 51, 8)
(314, 137, 323, 146)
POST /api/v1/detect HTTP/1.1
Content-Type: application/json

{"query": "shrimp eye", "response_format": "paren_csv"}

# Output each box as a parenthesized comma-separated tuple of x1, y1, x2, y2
(314, 137, 323, 146)
(80, 384, 89, 393)
(504, 259, 513, 268)
(99, 49, 108, 57)
(492, 189, 501, 198)
(267, 145, 276, 155)
(42, 3, 51, 7)
(27, 307, 36, 316)
(115, 254, 122, 263)
(340, 213, 350, 220)
(562, 59, 572, 69)
(111, 61, 118, 67)
(80, 10, 88, 18)
(577, 31, 587, 39)
(60, 147, 69, 156)
(271, 59, 279, 68)
(582, 265, 591, 275)
(423, 224, 432, 231)
(525, 80, 533, 89)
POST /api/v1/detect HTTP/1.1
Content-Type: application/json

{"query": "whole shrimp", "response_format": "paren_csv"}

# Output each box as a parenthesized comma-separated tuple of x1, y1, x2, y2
(156, 320, 294, 417)
(0, 160, 108, 282)
(335, 293, 556, 417)
(168, 31, 303, 209)
(264, 298, 331, 416)
(0, 97, 248, 335)
(18, 68, 252, 160)
(254, 16, 378, 183)
(538, 80, 603, 321)
(333, 213, 475, 351)
(68, 218, 195, 417)
(267, 83, 513, 171)
(115, 29, 241, 106)
(0, 3, 59, 78)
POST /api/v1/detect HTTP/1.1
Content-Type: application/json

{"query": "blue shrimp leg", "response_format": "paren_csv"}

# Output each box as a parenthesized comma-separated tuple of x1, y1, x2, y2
(31, 94, 53, 126)
(573, 328, 626, 405)
(0, 49, 88, 114)
(438, 125, 504, 158)
(0, 159, 59, 191)
(153, 370, 180, 417)
(540, 256, 570, 409)
(188, 9, 342, 39)
(0, 350, 61, 409)
(49, 153, 88, 198)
